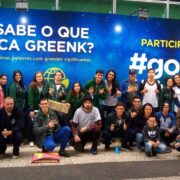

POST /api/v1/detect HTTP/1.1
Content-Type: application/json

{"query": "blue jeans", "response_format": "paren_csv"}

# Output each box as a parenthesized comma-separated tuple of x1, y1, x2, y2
(43, 126, 71, 151)
(145, 142, 167, 153)
(136, 133, 143, 150)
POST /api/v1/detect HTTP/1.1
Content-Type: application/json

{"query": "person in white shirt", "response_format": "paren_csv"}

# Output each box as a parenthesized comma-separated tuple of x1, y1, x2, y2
(140, 68, 161, 112)
(71, 95, 101, 155)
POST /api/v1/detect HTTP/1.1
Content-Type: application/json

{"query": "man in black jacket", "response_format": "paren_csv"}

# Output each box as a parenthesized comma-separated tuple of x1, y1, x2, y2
(0, 97, 24, 158)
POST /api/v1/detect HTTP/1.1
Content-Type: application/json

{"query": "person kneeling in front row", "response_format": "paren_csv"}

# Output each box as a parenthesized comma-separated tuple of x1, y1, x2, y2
(0, 97, 24, 159)
(33, 98, 71, 157)
(143, 115, 168, 157)
(71, 95, 101, 155)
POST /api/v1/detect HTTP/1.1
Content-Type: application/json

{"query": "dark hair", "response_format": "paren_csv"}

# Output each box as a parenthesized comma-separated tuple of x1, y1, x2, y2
(0, 74, 7, 79)
(0, 74, 7, 96)
(53, 70, 64, 78)
(161, 101, 170, 111)
(142, 103, 154, 116)
(12, 70, 24, 89)
(70, 82, 83, 96)
(30, 71, 45, 90)
(40, 97, 48, 103)
(148, 115, 157, 121)
(133, 95, 141, 101)
(105, 69, 119, 96)
(83, 95, 93, 103)
(96, 69, 104, 74)
(164, 77, 173, 87)
(147, 68, 155, 73)
(115, 102, 125, 108)
(173, 73, 180, 86)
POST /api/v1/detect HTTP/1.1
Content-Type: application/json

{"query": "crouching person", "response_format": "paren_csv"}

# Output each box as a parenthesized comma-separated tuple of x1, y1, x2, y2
(0, 97, 24, 159)
(71, 95, 101, 155)
(33, 98, 71, 157)
(103, 102, 131, 150)
(143, 116, 167, 157)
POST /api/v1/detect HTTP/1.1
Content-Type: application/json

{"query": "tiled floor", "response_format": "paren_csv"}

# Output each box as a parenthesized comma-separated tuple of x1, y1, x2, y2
(0, 144, 179, 168)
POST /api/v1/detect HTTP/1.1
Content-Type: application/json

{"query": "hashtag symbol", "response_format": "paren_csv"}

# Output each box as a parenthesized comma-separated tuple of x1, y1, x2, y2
(129, 53, 147, 74)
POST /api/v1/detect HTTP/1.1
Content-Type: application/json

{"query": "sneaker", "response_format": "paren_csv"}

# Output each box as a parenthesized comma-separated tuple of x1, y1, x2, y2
(13, 148, 19, 157)
(152, 149, 157, 156)
(42, 149, 48, 153)
(121, 145, 133, 151)
(105, 144, 110, 151)
(59, 150, 70, 157)
(91, 147, 98, 155)
(29, 141, 35, 147)
(159, 147, 172, 154)
(146, 152, 152, 157)
(12, 155, 19, 159)
(0, 153, 5, 159)
(74, 142, 84, 152)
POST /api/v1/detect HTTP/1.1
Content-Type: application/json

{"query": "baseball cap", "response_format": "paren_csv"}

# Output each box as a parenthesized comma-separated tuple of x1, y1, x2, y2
(129, 69, 136, 74)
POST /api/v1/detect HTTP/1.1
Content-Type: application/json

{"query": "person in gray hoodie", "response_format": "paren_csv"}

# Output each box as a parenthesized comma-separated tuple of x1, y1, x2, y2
(143, 115, 167, 157)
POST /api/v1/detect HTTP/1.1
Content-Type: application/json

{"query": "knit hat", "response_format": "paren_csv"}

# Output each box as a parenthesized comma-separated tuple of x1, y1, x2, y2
(83, 95, 93, 103)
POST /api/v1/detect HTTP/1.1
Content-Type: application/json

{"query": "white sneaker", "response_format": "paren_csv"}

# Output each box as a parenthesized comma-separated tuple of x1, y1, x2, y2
(29, 141, 35, 147)
(12, 155, 19, 159)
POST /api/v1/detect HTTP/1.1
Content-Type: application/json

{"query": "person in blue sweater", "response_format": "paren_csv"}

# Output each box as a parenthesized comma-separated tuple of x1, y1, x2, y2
(156, 102, 179, 146)
(120, 69, 140, 110)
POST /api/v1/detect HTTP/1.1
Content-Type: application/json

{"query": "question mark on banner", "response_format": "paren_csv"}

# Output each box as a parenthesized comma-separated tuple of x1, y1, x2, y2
(87, 42, 94, 53)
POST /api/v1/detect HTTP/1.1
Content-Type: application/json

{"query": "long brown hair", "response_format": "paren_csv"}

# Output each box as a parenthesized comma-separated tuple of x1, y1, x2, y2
(29, 71, 45, 90)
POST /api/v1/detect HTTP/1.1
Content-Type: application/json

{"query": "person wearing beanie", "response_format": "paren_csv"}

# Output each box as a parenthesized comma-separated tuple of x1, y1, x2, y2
(71, 95, 101, 155)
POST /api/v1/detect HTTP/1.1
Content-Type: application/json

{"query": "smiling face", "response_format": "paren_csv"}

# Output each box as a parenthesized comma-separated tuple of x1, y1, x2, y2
(14, 73, 22, 82)
(73, 83, 81, 93)
(95, 73, 103, 84)
(166, 78, 173, 88)
(40, 99, 49, 115)
(54, 71, 63, 84)
(174, 74, 180, 86)
(0, 75, 7, 86)
(144, 105, 153, 118)
(35, 72, 44, 84)
(107, 71, 115, 82)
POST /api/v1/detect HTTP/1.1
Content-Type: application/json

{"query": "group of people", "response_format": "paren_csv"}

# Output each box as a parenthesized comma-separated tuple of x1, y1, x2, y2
(0, 68, 179, 159)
